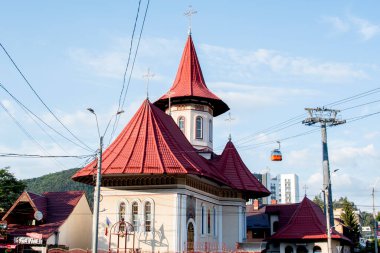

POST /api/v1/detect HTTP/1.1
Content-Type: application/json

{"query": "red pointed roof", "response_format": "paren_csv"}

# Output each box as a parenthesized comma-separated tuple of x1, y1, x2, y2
(154, 35, 229, 117)
(213, 140, 270, 198)
(72, 100, 227, 184)
(3, 191, 85, 239)
(269, 197, 350, 241)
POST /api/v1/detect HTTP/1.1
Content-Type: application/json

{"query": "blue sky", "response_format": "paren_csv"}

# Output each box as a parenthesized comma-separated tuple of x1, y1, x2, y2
(1, 1, 379, 212)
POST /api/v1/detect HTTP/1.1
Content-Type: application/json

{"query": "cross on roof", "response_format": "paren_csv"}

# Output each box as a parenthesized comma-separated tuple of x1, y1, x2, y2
(184, 5, 197, 35)
(143, 68, 155, 99)
(303, 184, 308, 196)
(225, 112, 235, 141)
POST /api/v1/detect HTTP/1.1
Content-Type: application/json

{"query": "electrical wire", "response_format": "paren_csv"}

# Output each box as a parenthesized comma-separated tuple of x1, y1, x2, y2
(110, 0, 150, 143)
(0, 153, 92, 158)
(0, 42, 93, 152)
(0, 82, 82, 155)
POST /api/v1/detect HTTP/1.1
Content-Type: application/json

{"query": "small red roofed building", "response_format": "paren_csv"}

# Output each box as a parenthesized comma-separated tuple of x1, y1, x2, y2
(244, 197, 351, 253)
(0, 191, 91, 253)
(72, 33, 270, 252)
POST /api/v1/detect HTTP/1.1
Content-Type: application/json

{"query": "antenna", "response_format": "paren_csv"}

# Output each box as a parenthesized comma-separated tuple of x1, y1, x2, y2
(225, 112, 235, 141)
(142, 68, 154, 99)
(184, 5, 197, 35)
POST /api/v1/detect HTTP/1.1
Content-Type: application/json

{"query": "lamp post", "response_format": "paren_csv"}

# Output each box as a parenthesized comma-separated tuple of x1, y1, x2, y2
(87, 108, 124, 253)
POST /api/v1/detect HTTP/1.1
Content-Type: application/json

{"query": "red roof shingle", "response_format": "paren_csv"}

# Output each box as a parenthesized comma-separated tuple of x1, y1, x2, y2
(72, 100, 228, 184)
(269, 197, 350, 241)
(213, 141, 270, 198)
(4, 191, 85, 239)
(154, 35, 229, 116)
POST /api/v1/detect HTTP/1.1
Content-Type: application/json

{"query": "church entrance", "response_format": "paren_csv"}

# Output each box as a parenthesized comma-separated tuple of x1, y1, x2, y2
(187, 222, 194, 252)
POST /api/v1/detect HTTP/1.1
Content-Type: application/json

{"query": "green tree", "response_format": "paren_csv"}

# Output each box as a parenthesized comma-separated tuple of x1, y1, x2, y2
(340, 198, 360, 246)
(376, 211, 380, 221)
(313, 194, 324, 210)
(0, 167, 26, 211)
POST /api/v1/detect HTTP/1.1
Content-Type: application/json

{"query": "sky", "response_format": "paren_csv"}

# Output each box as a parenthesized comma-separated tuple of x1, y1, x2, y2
(0, 1, 379, 212)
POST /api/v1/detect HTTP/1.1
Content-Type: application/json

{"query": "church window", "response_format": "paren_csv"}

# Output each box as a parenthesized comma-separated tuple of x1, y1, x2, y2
(285, 246, 294, 253)
(201, 204, 205, 234)
(209, 119, 213, 142)
(132, 202, 139, 231)
(119, 202, 126, 232)
(213, 207, 217, 236)
(119, 202, 126, 221)
(144, 202, 152, 232)
(207, 208, 211, 234)
(196, 116, 203, 139)
(178, 116, 185, 133)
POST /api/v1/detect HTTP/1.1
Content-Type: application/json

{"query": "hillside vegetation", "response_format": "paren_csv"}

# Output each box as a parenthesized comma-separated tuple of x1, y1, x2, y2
(23, 168, 94, 207)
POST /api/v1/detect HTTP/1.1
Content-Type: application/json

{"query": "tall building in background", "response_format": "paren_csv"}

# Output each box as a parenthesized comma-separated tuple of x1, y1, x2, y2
(253, 172, 299, 204)
(278, 174, 299, 203)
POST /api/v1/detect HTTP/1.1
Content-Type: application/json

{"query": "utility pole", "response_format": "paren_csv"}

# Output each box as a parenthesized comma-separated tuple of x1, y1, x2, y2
(373, 187, 378, 253)
(92, 136, 103, 253)
(303, 107, 346, 253)
(87, 108, 124, 253)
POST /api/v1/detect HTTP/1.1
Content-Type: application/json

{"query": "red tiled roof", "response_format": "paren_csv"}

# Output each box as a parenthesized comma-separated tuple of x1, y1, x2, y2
(269, 197, 350, 241)
(213, 141, 270, 198)
(154, 35, 229, 117)
(72, 100, 228, 184)
(264, 203, 299, 229)
(4, 191, 84, 239)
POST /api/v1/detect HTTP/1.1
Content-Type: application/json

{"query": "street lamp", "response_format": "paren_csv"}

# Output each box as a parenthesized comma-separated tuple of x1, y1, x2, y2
(87, 108, 124, 253)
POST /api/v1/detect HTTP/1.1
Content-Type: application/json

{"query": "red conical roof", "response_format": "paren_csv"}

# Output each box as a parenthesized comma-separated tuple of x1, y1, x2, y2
(213, 140, 270, 198)
(154, 35, 229, 117)
(72, 100, 227, 184)
(270, 197, 350, 241)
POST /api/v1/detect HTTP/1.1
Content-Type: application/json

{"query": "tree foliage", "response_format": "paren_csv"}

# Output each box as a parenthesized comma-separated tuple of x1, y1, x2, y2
(340, 198, 360, 246)
(0, 167, 26, 211)
(23, 168, 94, 208)
(313, 194, 324, 210)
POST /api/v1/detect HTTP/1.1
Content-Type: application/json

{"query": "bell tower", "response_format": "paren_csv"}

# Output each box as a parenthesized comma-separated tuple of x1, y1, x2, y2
(154, 35, 229, 154)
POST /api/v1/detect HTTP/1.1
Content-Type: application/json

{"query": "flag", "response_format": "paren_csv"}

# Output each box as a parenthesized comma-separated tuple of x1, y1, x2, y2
(105, 217, 111, 236)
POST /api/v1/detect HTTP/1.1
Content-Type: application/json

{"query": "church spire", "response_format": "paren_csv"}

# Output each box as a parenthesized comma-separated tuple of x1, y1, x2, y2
(154, 35, 229, 117)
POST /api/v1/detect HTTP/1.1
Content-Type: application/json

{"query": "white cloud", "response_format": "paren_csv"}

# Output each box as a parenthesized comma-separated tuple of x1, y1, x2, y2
(322, 16, 350, 33)
(350, 16, 380, 41)
(322, 15, 380, 41)
(200, 44, 367, 82)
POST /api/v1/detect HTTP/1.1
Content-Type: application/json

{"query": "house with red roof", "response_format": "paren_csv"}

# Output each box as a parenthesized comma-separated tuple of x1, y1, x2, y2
(243, 197, 351, 253)
(72, 33, 270, 253)
(0, 191, 91, 252)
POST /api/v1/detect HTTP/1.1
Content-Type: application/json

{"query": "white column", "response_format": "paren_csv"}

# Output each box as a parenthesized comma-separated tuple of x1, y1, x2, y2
(238, 206, 243, 242)
(218, 206, 223, 250)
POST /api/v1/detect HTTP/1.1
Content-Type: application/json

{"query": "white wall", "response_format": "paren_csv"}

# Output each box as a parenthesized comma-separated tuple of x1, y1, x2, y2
(46, 195, 92, 249)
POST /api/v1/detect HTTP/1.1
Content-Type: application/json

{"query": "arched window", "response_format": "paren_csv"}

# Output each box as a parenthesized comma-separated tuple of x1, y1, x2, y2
(207, 208, 211, 234)
(196, 116, 203, 139)
(285, 246, 294, 253)
(132, 202, 139, 230)
(119, 202, 126, 221)
(119, 202, 126, 232)
(273, 221, 279, 233)
(144, 202, 152, 232)
(209, 119, 213, 142)
(178, 116, 185, 133)
(313, 246, 321, 253)
(213, 207, 217, 236)
(201, 204, 205, 234)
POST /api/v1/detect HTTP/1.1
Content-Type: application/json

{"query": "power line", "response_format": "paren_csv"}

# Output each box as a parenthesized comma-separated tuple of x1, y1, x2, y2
(110, 0, 151, 143)
(0, 42, 93, 152)
(0, 153, 92, 158)
(0, 82, 84, 154)
(0, 102, 68, 170)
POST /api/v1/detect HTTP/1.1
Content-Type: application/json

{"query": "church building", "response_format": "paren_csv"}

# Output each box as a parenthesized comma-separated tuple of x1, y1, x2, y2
(72, 33, 270, 252)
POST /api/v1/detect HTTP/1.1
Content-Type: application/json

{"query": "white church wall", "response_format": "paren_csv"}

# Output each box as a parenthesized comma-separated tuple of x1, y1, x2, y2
(98, 187, 178, 252)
